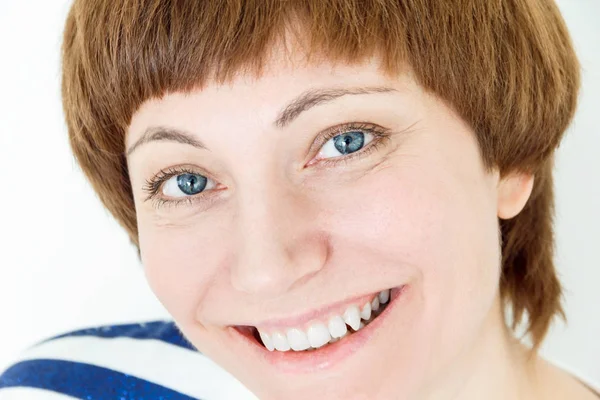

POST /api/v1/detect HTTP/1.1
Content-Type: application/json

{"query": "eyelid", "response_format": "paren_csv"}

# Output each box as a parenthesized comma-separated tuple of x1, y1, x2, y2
(306, 122, 391, 167)
(308, 122, 389, 156)
(142, 165, 219, 205)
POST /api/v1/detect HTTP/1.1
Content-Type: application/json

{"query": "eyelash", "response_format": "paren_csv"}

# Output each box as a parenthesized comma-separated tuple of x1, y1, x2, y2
(142, 166, 212, 209)
(142, 122, 392, 208)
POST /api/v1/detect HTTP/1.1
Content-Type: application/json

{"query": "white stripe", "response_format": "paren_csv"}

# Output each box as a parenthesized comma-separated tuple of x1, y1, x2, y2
(12, 336, 257, 400)
(0, 387, 75, 400)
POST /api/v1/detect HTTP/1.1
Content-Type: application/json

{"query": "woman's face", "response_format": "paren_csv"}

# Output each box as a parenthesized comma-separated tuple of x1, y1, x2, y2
(126, 53, 517, 399)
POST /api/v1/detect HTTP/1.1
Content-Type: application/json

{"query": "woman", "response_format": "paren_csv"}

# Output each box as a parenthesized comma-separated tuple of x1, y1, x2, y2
(0, 0, 597, 399)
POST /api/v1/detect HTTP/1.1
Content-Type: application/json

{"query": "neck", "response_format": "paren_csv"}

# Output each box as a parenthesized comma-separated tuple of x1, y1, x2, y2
(423, 295, 539, 400)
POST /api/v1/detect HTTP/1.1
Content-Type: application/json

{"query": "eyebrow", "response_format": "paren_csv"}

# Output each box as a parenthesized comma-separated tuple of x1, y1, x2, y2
(126, 86, 396, 156)
(126, 126, 206, 156)
(274, 86, 396, 128)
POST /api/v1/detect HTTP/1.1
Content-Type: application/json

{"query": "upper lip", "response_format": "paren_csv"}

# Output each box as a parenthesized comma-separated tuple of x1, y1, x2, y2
(241, 289, 388, 331)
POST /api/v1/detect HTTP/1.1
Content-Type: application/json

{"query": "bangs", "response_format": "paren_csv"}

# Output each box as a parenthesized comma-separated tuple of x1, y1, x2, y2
(65, 0, 413, 136)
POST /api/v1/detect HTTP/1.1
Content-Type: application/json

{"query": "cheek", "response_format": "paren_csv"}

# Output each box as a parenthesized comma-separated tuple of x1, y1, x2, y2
(136, 216, 226, 323)
(325, 153, 502, 348)
(323, 158, 499, 281)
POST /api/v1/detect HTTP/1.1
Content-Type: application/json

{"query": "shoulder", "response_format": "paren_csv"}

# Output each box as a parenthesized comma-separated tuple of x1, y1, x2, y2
(572, 375, 600, 399)
(538, 357, 600, 400)
(0, 320, 255, 400)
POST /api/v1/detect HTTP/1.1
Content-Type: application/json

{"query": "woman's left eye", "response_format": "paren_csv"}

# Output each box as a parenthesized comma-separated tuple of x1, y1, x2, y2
(318, 130, 374, 159)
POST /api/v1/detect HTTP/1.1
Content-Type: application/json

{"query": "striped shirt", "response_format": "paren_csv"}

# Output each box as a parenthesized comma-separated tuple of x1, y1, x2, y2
(0, 320, 257, 400)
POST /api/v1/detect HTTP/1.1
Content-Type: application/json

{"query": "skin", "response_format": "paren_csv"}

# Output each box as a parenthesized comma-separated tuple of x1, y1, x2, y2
(125, 49, 596, 399)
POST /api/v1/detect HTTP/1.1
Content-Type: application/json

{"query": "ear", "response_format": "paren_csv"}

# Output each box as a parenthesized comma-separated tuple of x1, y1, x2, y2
(497, 172, 535, 220)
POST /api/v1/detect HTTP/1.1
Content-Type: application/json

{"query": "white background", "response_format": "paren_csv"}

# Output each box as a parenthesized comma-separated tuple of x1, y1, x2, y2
(0, 0, 598, 389)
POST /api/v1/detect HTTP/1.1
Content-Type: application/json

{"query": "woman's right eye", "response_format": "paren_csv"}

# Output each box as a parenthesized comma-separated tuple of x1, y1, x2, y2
(162, 173, 217, 198)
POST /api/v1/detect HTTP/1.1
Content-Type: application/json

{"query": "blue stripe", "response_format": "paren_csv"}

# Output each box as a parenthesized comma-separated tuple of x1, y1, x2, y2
(37, 321, 197, 352)
(0, 359, 201, 399)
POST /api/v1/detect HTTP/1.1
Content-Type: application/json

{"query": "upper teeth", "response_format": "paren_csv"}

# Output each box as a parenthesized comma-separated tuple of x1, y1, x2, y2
(328, 315, 348, 338)
(257, 289, 391, 352)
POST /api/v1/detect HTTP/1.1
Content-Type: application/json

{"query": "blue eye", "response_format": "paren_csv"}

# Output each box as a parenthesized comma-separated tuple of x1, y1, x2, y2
(177, 173, 206, 195)
(162, 173, 215, 198)
(333, 131, 365, 154)
(319, 131, 373, 159)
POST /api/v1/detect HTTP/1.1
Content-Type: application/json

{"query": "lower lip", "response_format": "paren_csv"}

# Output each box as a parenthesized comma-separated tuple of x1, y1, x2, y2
(230, 285, 408, 374)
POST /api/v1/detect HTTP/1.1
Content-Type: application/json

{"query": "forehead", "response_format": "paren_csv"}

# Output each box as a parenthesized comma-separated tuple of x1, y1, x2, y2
(127, 56, 416, 146)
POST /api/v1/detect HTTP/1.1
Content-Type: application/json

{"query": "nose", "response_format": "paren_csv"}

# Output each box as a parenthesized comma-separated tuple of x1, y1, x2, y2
(229, 183, 329, 296)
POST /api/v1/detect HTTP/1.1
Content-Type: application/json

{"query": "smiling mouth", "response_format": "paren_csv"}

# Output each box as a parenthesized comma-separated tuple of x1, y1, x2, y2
(237, 288, 397, 353)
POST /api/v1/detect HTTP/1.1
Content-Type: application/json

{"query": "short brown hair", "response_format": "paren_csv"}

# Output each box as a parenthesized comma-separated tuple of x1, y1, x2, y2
(61, 0, 580, 347)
